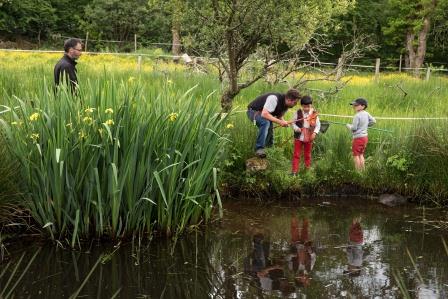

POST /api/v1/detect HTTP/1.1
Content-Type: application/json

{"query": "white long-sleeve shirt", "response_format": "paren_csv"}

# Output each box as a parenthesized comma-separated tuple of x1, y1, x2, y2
(292, 110, 321, 142)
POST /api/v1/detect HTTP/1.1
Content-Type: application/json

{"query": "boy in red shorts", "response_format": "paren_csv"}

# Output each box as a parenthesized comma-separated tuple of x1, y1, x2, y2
(291, 96, 320, 175)
(346, 98, 376, 171)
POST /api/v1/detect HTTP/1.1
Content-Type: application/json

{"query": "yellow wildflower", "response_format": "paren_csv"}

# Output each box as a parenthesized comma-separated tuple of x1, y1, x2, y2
(104, 119, 114, 126)
(98, 128, 104, 136)
(78, 131, 87, 139)
(66, 123, 72, 128)
(84, 107, 94, 114)
(168, 112, 178, 122)
(105, 108, 114, 114)
(30, 133, 39, 142)
(128, 76, 136, 83)
(83, 116, 93, 125)
(226, 123, 234, 129)
(29, 112, 39, 121)
(167, 79, 173, 84)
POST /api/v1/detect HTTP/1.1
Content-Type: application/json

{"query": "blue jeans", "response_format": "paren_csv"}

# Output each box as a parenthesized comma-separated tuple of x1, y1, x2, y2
(247, 110, 273, 150)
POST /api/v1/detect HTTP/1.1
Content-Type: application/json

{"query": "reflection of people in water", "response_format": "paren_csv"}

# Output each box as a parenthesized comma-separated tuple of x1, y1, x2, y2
(344, 217, 364, 276)
(287, 216, 317, 288)
(243, 233, 295, 295)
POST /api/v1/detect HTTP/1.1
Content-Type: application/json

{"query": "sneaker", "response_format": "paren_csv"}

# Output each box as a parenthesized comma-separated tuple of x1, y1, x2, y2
(290, 172, 297, 176)
(255, 148, 266, 158)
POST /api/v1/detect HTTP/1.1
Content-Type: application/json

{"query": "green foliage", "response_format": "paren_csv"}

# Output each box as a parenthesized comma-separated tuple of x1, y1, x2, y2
(0, 78, 227, 243)
(81, 0, 167, 46)
(0, 0, 56, 38)
(386, 153, 411, 173)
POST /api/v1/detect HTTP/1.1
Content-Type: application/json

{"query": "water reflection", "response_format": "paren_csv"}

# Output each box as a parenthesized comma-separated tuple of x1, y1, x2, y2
(1, 198, 448, 298)
(344, 217, 364, 277)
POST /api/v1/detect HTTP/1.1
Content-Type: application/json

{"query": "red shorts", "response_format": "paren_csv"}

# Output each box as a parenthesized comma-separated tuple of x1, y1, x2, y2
(352, 137, 368, 156)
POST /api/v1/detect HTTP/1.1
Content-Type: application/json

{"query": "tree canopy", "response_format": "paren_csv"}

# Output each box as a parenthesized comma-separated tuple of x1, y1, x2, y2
(0, 0, 446, 67)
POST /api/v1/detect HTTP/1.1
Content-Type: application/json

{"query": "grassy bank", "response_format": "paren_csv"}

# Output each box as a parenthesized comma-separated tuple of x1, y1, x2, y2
(226, 73, 448, 204)
(0, 50, 447, 242)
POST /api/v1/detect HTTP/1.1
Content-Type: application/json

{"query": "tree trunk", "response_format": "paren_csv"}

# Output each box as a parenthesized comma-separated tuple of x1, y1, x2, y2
(220, 26, 240, 112)
(405, 16, 432, 76)
(406, 32, 416, 69)
(404, 54, 410, 69)
(171, 24, 181, 57)
(414, 17, 431, 73)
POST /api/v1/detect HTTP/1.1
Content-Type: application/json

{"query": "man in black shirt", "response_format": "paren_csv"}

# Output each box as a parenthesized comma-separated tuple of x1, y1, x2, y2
(54, 38, 83, 92)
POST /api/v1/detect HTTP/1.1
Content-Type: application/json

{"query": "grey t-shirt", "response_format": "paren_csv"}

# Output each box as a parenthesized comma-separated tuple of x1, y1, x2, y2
(348, 110, 376, 138)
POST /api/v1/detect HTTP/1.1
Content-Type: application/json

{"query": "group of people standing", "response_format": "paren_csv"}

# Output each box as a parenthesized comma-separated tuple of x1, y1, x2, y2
(246, 89, 376, 172)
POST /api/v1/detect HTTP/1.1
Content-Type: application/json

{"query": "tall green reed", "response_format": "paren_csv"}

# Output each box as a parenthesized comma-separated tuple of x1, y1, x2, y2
(0, 78, 227, 243)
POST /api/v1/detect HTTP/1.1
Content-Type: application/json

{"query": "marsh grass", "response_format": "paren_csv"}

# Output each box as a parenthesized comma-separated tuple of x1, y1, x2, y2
(0, 75, 227, 243)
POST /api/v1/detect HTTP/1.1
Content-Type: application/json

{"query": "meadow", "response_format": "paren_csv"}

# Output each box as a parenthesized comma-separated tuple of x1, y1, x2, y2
(0, 50, 447, 244)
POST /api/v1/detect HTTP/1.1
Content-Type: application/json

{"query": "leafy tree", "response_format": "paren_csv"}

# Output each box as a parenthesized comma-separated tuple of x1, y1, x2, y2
(81, 0, 165, 50)
(149, 0, 185, 55)
(50, 0, 91, 37)
(183, 0, 353, 111)
(322, 0, 387, 62)
(383, 0, 448, 73)
(0, 0, 56, 45)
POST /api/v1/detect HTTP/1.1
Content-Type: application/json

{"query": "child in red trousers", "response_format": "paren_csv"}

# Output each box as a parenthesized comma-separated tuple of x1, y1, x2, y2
(291, 96, 320, 175)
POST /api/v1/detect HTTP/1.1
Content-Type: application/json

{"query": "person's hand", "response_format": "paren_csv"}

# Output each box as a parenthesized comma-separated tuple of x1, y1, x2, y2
(346, 124, 352, 130)
(279, 120, 289, 127)
(294, 128, 301, 133)
(310, 132, 317, 141)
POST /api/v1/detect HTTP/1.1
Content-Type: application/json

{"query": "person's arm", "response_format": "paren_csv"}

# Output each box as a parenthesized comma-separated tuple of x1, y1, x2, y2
(347, 114, 359, 131)
(314, 116, 321, 134)
(368, 113, 376, 127)
(261, 109, 288, 126)
(292, 111, 300, 131)
(261, 95, 288, 126)
(54, 65, 61, 85)
(61, 65, 78, 90)
(310, 116, 321, 141)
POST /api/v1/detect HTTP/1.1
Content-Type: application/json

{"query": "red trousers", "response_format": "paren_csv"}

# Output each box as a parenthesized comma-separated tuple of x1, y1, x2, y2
(292, 139, 313, 173)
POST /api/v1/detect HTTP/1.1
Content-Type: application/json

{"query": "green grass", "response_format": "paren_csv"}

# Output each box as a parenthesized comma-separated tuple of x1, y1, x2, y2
(225, 72, 448, 203)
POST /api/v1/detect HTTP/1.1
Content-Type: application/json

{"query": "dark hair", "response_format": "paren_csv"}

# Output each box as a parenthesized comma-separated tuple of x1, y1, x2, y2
(64, 38, 82, 53)
(285, 89, 300, 101)
(301, 95, 313, 105)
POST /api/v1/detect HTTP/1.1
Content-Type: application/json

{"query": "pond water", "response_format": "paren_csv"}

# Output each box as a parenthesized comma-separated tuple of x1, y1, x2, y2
(2, 198, 448, 298)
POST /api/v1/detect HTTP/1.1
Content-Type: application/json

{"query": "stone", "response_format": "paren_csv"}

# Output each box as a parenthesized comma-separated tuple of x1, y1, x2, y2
(181, 53, 193, 64)
(246, 157, 269, 172)
(378, 193, 408, 207)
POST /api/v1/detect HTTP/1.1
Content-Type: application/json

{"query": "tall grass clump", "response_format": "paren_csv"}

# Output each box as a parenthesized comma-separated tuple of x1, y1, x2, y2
(0, 134, 23, 225)
(0, 79, 227, 243)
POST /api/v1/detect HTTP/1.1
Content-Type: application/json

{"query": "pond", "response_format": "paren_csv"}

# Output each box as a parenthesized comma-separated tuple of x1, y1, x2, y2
(1, 198, 447, 298)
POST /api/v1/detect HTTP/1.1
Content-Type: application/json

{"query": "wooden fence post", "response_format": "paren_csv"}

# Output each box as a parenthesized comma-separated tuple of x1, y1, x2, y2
(398, 55, 402, 72)
(426, 67, 431, 81)
(375, 58, 380, 82)
(134, 34, 137, 52)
